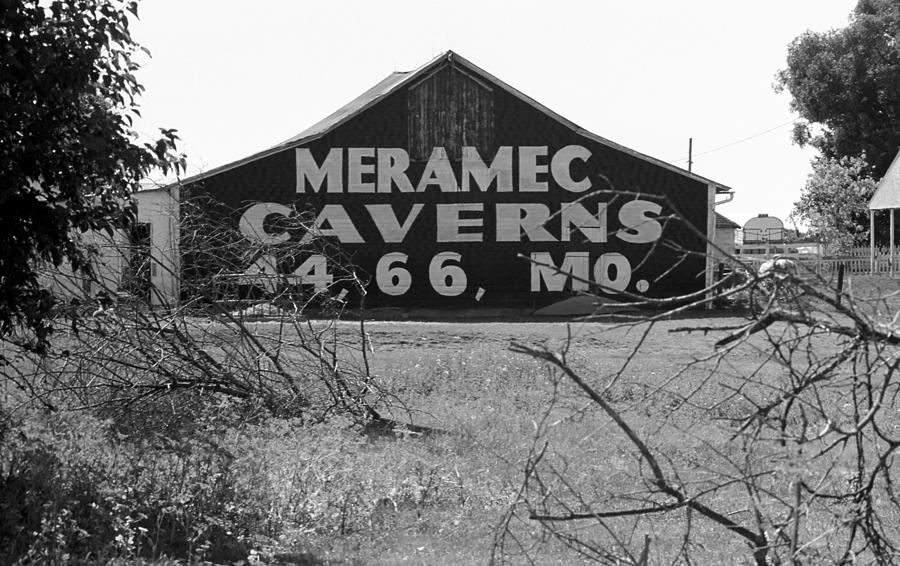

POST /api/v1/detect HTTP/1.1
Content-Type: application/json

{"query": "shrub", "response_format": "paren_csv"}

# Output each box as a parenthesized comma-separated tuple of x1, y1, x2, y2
(0, 409, 247, 564)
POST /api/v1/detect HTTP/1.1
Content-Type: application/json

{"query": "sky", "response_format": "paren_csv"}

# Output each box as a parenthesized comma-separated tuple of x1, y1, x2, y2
(130, 0, 860, 230)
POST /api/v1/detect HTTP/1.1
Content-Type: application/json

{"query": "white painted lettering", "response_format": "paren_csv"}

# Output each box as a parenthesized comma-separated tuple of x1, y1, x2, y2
(238, 202, 292, 245)
(309, 204, 363, 243)
(530, 252, 590, 292)
(240, 254, 279, 292)
(429, 252, 467, 296)
(518, 146, 549, 192)
(496, 203, 556, 242)
(296, 148, 342, 193)
(561, 202, 608, 243)
(376, 253, 411, 296)
(347, 148, 376, 193)
(551, 145, 592, 193)
(365, 204, 424, 243)
(594, 253, 631, 292)
(416, 147, 459, 192)
(436, 203, 483, 242)
(617, 200, 663, 243)
(461, 146, 513, 192)
(292, 255, 332, 291)
(377, 148, 414, 193)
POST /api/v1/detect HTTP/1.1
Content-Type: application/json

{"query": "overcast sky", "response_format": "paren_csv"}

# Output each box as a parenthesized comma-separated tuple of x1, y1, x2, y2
(131, 0, 859, 229)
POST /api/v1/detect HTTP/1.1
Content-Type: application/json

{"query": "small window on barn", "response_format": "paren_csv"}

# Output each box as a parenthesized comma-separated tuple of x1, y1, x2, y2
(407, 63, 494, 161)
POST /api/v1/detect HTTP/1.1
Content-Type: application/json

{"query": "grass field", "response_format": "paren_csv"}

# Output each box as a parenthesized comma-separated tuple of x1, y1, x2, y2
(248, 273, 900, 564)
(225, 312, 778, 565)
(3, 273, 900, 565)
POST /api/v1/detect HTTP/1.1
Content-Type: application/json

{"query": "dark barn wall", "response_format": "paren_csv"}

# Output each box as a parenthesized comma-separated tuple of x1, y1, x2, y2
(188, 63, 709, 310)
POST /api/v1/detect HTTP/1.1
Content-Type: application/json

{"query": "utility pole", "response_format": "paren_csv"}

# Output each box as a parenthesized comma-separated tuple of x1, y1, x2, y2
(688, 138, 693, 172)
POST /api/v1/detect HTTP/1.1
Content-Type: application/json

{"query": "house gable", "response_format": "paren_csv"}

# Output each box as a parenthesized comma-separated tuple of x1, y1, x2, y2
(870, 149, 900, 210)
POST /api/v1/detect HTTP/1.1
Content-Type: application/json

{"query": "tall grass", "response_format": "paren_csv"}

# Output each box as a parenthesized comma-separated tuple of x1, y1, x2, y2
(0, 343, 552, 565)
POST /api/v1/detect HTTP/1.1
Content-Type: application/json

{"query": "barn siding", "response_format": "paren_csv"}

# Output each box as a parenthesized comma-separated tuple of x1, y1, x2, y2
(408, 65, 493, 161)
(188, 54, 714, 310)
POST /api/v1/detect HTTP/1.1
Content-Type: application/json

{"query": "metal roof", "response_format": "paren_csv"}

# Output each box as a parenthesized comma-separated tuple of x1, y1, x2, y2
(177, 50, 733, 193)
(274, 70, 413, 147)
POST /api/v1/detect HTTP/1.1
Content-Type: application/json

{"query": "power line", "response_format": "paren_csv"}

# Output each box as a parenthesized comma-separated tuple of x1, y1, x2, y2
(672, 119, 797, 163)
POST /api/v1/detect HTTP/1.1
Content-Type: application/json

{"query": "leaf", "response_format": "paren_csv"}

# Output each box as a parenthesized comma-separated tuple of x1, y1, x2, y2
(0, 0, 182, 349)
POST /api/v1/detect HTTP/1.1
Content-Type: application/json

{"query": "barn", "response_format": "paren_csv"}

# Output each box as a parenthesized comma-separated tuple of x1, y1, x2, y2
(167, 50, 732, 312)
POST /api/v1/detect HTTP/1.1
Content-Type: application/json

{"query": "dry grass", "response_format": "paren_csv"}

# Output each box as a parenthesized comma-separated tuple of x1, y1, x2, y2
(4, 274, 900, 564)
(271, 315, 755, 564)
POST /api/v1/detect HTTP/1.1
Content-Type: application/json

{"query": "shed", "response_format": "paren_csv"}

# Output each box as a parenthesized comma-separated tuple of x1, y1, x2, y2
(713, 212, 740, 259)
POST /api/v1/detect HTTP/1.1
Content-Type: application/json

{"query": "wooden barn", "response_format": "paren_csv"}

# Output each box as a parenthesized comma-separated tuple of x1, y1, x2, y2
(171, 50, 732, 311)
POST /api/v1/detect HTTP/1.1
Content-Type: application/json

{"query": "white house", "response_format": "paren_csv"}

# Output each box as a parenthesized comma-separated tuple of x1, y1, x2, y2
(40, 185, 180, 308)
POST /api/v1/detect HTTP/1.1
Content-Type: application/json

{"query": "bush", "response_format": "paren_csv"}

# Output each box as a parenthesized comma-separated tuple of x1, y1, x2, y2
(0, 397, 517, 565)
(0, 409, 247, 564)
(1, 412, 127, 564)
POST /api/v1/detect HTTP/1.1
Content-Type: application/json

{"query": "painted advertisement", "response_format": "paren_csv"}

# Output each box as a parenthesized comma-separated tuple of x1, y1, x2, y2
(220, 142, 706, 309)
(186, 57, 711, 310)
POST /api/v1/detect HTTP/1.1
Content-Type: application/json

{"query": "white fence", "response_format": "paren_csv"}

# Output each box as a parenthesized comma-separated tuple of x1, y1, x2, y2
(736, 247, 900, 276)
(815, 247, 899, 275)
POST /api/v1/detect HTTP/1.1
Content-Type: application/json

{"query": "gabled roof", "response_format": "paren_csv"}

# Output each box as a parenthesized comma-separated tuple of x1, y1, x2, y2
(715, 212, 740, 230)
(179, 50, 732, 192)
(869, 149, 900, 210)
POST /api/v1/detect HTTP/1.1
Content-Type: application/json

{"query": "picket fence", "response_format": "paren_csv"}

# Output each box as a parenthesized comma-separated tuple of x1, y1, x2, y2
(739, 247, 900, 276)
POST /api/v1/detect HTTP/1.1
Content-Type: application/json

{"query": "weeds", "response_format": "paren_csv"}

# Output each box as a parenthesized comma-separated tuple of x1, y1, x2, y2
(0, 372, 528, 565)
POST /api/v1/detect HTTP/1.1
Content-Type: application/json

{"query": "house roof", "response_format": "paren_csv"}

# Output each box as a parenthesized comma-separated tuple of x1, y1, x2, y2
(715, 212, 740, 230)
(869, 149, 900, 210)
(178, 50, 733, 193)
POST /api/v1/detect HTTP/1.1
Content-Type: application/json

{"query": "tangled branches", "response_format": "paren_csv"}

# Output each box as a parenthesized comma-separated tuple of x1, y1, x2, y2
(497, 258, 900, 564)
(2, 195, 390, 431)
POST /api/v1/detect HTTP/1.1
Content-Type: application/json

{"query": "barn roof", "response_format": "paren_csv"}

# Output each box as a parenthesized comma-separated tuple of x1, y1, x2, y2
(179, 50, 732, 193)
(869, 149, 900, 210)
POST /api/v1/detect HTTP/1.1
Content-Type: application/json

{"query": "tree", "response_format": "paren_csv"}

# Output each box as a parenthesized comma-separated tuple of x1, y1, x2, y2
(791, 154, 876, 253)
(777, 0, 900, 177)
(494, 227, 900, 564)
(0, 0, 183, 351)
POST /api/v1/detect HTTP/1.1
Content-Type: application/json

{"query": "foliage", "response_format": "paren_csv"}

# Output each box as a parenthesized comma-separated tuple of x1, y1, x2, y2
(777, 0, 900, 177)
(0, 191, 427, 560)
(9, 182, 900, 565)
(0, 392, 521, 564)
(12, 269, 900, 564)
(6, 272, 379, 428)
(0, 408, 251, 564)
(0, 190, 396, 428)
(0, 0, 184, 352)
(791, 154, 877, 253)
